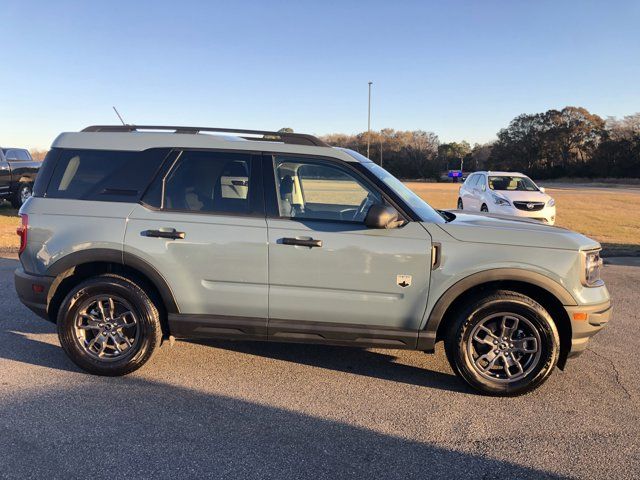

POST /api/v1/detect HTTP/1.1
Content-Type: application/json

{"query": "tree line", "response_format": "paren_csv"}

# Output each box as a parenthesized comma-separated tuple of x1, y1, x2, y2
(319, 107, 640, 180)
(26, 108, 639, 180)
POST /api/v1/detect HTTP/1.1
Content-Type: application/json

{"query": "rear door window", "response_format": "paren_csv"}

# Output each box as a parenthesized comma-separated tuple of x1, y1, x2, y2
(16, 150, 31, 161)
(6, 149, 31, 161)
(143, 150, 263, 216)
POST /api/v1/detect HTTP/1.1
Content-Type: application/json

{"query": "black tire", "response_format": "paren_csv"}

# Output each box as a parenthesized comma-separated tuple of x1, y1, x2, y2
(457, 198, 463, 210)
(57, 274, 162, 376)
(480, 204, 488, 213)
(444, 290, 560, 396)
(11, 182, 32, 209)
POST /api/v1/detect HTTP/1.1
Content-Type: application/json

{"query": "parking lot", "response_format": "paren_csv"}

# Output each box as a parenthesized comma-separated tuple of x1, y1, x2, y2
(0, 253, 638, 479)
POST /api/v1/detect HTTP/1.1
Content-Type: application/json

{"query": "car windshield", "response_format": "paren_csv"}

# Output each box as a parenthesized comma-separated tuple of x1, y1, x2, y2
(488, 175, 538, 191)
(359, 161, 445, 223)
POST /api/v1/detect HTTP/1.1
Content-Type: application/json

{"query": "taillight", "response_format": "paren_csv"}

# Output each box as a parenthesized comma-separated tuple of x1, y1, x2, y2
(16, 214, 28, 255)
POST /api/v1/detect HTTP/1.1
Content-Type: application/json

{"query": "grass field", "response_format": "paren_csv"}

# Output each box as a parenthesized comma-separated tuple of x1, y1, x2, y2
(0, 204, 19, 254)
(1, 182, 638, 255)
(405, 182, 640, 256)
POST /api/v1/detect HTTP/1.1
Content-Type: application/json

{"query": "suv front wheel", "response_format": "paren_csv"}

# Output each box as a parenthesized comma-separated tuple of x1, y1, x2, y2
(57, 274, 162, 376)
(445, 290, 560, 396)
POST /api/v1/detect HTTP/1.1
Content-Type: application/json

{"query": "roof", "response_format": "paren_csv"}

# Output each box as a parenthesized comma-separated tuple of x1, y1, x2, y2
(474, 171, 526, 176)
(49, 125, 366, 163)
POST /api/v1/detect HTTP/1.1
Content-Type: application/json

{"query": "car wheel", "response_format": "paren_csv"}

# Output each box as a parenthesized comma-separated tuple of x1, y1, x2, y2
(480, 204, 489, 213)
(444, 290, 560, 396)
(457, 198, 463, 210)
(57, 274, 162, 376)
(11, 183, 32, 209)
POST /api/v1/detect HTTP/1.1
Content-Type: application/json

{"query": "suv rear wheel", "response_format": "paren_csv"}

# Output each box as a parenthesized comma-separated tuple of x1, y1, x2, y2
(444, 290, 560, 396)
(57, 274, 162, 376)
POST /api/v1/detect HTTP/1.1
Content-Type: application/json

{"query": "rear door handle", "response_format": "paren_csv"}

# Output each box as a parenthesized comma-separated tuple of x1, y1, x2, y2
(282, 237, 322, 248)
(142, 228, 186, 240)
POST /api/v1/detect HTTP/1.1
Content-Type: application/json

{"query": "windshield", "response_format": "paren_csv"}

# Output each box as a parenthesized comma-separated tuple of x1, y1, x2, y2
(488, 175, 538, 191)
(360, 162, 445, 223)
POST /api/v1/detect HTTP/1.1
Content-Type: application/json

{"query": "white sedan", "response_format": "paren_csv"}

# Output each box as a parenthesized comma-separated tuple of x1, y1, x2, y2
(457, 171, 556, 225)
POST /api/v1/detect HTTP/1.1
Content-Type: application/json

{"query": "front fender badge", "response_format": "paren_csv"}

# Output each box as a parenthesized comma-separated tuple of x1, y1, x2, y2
(397, 275, 412, 288)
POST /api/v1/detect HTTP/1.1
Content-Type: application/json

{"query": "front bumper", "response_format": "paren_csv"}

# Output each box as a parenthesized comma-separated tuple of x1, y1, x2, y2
(565, 301, 611, 356)
(492, 204, 556, 225)
(14, 266, 55, 321)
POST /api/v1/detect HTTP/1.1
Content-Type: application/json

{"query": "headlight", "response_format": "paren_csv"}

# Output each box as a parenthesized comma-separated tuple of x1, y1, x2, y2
(547, 198, 555, 207)
(492, 195, 510, 206)
(581, 249, 603, 287)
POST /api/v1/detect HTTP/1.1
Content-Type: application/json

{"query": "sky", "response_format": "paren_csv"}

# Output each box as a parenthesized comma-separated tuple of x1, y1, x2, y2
(1, 0, 639, 150)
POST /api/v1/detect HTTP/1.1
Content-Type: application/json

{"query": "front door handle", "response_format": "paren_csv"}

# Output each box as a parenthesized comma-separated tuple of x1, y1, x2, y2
(142, 228, 186, 240)
(282, 237, 322, 248)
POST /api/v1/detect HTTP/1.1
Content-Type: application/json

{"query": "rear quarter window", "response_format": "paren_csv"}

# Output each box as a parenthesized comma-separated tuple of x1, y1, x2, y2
(44, 148, 171, 202)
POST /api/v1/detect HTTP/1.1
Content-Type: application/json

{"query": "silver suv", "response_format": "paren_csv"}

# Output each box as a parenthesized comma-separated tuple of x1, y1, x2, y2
(14, 125, 611, 396)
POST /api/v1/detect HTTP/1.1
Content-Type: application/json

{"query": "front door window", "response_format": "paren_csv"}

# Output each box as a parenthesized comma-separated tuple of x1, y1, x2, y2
(273, 157, 382, 223)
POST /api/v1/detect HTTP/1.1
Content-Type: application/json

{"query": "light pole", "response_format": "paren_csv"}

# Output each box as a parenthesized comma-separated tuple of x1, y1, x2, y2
(367, 81, 373, 158)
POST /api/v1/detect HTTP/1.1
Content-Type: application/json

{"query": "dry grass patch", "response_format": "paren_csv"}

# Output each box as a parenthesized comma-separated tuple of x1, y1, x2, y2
(0, 204, 19, 253)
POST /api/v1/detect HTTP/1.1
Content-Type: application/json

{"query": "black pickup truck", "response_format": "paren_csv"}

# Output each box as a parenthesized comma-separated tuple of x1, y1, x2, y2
(0, 148, 41, 209)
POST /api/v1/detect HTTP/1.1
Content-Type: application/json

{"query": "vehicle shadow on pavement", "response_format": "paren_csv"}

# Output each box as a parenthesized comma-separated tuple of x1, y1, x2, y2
(0, 329, 78, 373)
(0, 256, 79, 373)
(0, 376, 567, 479)
(190, 340, 473, 395)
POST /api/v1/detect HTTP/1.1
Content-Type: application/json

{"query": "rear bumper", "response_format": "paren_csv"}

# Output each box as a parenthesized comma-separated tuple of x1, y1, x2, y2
(14, 266, 54, 321)
(565, 301, 611, 357)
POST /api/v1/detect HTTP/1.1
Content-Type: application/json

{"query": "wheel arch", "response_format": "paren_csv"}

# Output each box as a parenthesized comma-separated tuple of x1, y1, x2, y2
(18, 176, 34, 185)
(46, 249, 178, 335)
(420, 269, 574, 369)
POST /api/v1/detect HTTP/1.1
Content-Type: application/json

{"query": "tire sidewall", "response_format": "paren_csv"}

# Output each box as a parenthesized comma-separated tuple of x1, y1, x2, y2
(57, 276, 160, 375)
(451, 295, 560, 395)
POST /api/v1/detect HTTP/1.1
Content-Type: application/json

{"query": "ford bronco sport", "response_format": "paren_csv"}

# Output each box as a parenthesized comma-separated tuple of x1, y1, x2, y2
(14, 125, 610, 395)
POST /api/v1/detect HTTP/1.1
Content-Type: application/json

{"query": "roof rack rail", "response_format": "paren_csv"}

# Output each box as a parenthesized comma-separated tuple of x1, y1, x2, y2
(81, 125, 330, 147)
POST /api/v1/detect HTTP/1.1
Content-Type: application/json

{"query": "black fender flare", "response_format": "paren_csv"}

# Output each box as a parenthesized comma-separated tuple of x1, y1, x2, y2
(417, 268, 576, 350)
(46, 248, 179, 314)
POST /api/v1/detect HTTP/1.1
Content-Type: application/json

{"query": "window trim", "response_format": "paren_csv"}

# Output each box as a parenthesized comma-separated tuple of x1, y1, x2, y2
(140, 148, 266, 218)
(262, 152, 412, 225)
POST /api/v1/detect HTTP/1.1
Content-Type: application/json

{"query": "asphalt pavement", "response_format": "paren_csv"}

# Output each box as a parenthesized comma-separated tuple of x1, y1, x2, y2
(0, 254, 638, 479)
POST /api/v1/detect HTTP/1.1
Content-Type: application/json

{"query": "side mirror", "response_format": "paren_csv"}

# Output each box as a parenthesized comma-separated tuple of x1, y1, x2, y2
(365, 204, 404, 229)
(539, 187, 546, 193)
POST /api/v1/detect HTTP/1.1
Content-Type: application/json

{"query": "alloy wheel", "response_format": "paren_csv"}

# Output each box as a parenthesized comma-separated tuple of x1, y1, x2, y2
(73, 295, 140, 361)
(466, 312, 542, 383)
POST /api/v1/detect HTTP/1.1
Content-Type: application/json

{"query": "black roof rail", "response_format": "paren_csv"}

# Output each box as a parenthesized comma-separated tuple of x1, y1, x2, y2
(81, 125, 330, 147)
